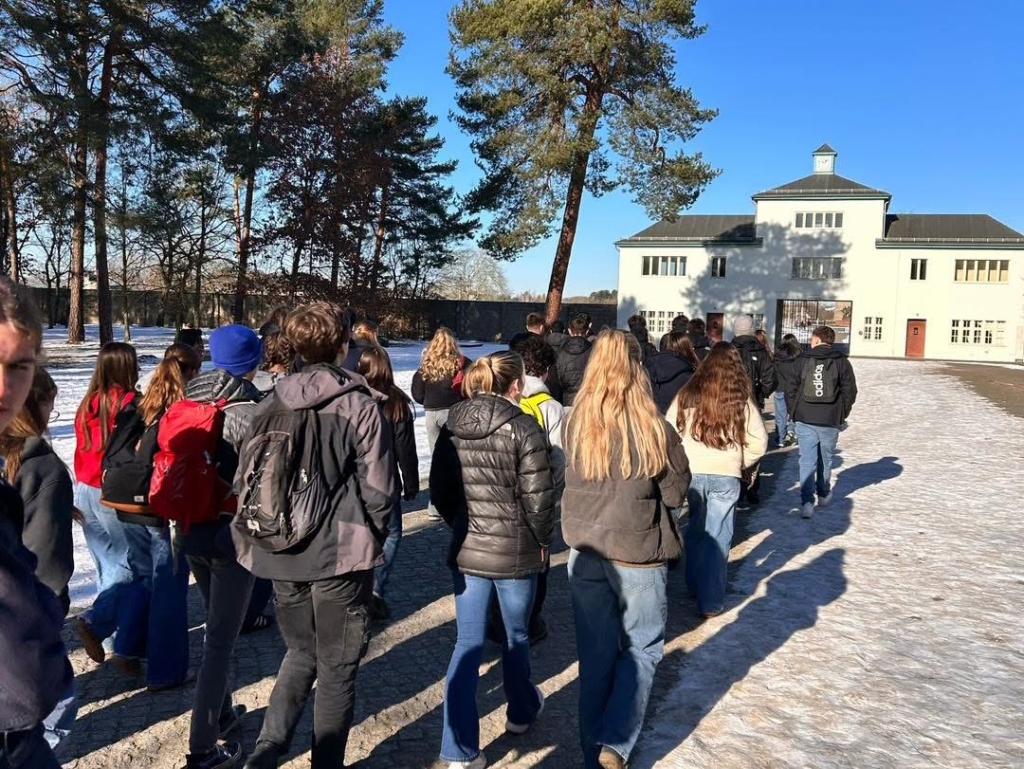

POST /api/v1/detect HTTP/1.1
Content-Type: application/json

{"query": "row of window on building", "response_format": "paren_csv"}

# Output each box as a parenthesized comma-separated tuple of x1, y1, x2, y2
(641, 255, 1011, 284)
(863, 317, 1007, 346)
(795, 212, 844, 229)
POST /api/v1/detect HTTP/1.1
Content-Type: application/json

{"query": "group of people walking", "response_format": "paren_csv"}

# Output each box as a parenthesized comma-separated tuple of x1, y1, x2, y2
(0, 279, 856, 769)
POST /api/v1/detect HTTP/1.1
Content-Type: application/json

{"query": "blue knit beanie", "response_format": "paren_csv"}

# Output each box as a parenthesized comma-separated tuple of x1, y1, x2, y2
(209, 324, 262, 376)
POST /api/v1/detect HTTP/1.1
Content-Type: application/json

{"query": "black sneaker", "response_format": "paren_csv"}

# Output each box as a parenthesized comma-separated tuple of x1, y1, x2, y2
(243, 741, 283, 769)
(528, 617, 548, 646)
(184, 742, 241, 769)
(218, 704, 247, 738)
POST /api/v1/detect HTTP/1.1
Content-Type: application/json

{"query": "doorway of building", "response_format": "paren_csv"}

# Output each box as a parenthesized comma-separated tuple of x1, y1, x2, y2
(905, 319, 927, 358)
(707, 313, 724, 342)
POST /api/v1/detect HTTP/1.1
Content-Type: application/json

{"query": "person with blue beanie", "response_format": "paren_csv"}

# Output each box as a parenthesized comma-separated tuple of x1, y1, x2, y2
(180, 324, 266, 769)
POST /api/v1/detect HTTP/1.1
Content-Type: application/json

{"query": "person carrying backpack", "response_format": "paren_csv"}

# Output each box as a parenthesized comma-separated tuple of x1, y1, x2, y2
(101, 343, 199, 690)
(772, 334, 803, 447)
(786, 325, 857, 520)
(357, 345, 419, 622)
(233, 302, 396, 769)
(728, 315, 775, 508)
(0, 278, 73, 769)
(643, 331, 699, 414)
(555, 313, 592, 407)
(175, 325, 264, 769)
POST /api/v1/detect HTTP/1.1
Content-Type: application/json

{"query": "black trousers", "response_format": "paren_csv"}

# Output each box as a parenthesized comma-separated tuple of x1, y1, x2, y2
(256, 571, 372, 768)
(0, 725, 59, 769)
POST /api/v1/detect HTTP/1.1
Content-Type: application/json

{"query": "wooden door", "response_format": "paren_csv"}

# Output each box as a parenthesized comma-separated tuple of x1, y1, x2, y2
(707, 313, 724, 343)
(905, 319, 926, 358)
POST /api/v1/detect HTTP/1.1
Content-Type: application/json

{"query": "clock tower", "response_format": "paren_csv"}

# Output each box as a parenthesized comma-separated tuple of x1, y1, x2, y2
(812, 143, 837, 175)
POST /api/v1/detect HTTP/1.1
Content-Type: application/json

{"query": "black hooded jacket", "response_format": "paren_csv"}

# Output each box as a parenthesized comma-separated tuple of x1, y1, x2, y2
(13, 437, 74, 616)
(786, 345, 858, 427)
(687, 332, 713, 361)
(643, 352, 697, 414)
(555, 336, 592, 406)
(773, 344, 804, 395)
(732, 336, 777, 409)
(429, 393, 555, 579)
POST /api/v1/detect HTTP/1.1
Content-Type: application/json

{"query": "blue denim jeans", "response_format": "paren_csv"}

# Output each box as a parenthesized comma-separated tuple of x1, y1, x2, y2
(425, 408, 449, 517)
(568, 549, 668, 768)
(75, 483, 148, 652)
(684, 474, 741, 615)
(441, 572, 541, 763)
(795, 422, 839, 504)
(773, 391, 791, 444)
(117, 524, 190, 686)
(373, 500, 403, 599)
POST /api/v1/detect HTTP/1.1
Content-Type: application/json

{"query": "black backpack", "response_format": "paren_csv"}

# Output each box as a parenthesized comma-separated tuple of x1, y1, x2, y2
(234, 400, 332, 553)
(801, 357, 840, 404)
(100, 404, 162, 525)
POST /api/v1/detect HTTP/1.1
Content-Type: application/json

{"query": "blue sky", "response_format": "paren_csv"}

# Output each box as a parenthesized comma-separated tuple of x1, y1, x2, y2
(382, 0, 1024, 296)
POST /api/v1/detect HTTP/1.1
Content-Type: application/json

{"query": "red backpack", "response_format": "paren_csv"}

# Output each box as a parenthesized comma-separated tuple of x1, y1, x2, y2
(148, 399, 234, 530)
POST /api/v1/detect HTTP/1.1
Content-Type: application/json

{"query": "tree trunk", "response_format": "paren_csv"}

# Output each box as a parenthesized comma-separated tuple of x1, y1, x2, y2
(544, 90, 603, 327)
(370, 182, 389, 294)
(92, 31, 121, 344)
(0, 132, 19, 282)
(67, 132, 88, 343)
(233, 97, 264, 322)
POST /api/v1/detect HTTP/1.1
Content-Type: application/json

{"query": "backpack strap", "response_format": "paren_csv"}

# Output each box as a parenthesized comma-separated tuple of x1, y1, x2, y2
(519, 392, 553, 429)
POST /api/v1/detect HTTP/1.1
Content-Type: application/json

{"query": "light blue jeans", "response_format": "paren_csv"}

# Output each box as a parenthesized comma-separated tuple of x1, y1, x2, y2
(441, 572, 541, 762)
(568, 548, 668, 768)
(75, 482, 147, 654)
(373, 501, 402, 598)
(795, 422, 839, 504)
(42, 682, 77, 749)
(773, 391, 791, 443)
(425, 409, 449, 517)
(684, 474, 741, 615)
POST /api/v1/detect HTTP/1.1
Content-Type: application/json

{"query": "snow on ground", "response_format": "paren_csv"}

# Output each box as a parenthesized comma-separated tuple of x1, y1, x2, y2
(42, 325, 505, 608)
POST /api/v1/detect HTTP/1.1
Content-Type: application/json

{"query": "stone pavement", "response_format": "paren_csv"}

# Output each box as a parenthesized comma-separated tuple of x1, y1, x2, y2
(55, 359, 1024, 768)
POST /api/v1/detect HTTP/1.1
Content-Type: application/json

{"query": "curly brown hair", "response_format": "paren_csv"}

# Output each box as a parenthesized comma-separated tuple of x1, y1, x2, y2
(674, 342, 750, 450)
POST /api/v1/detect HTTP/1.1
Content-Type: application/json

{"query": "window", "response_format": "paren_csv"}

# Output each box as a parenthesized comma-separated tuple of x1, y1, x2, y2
(639, 309, 688, 336)
(711, 257, 727, 278)
(955, 259, 1009, 283)
(952, 319, 1007, 346)
(911, 259, 928, 280)
(791, 257, 844, 280)
(795, 212, 844, 230)
(642, 256, 687, 277)
(863, 317, 883, 341)
(749, 313, 764, 330)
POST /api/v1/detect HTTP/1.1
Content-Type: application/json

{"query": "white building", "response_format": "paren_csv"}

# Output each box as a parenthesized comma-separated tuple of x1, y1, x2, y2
(616, 145, 1024, 362)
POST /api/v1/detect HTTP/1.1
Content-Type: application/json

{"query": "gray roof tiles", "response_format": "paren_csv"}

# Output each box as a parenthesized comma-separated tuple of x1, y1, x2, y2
(883, 214, 1024, 243)
(814, 143, 837, 154)
(622, 215, 757, 243)
(753, 173, 891, 199)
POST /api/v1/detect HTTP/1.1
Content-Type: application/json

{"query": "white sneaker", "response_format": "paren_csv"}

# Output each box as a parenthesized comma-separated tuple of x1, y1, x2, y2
(448, 754, 487, 769)
(506, 686, 545, 734)
(801, 502, 814, 519)
(818, 491, 833, 506)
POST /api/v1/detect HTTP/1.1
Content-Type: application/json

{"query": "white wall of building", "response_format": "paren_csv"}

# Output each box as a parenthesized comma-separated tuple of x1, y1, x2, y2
(617, 197, 1024, 362)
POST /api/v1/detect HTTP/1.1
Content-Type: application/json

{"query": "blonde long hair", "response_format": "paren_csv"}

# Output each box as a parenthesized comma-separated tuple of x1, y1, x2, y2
(564, 329, 667, 481)
(420, 327, 462, 382)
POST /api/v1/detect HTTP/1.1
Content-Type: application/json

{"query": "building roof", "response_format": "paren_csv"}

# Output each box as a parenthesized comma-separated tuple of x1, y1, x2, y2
(814, 143, 837, 154)
(753, 173, 891, 200)
(618, 215, 757, 245)
(882, 214, 1024, 244)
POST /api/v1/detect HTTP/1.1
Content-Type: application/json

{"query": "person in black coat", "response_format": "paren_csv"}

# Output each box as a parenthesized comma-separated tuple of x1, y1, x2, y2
(729, 315, 775, 507)
(643, 331, 699, 413)
(686, 318, 714, 361)
(772, 334, 803, 446)
(556, 313, 593, 406)
(357, 346, 419, 620)
(430, 351, 554, 763)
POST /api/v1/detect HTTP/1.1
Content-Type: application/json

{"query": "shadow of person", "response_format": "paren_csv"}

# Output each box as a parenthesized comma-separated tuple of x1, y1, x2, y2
(631, 548, 848, 768)
(832, 456, 902, 497)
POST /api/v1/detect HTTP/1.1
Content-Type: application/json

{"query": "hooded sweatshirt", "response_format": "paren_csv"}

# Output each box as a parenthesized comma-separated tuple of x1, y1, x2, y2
(687, 332, 713, 360)
(643, 352, 697, 414)
(429, 393, 555, 579)
(233, 363, 397, 582)
(555, 336, 592, 406)
(521, 375, 565, 493)
(786, 345, 858, 427)
(14, 437, 74, 616)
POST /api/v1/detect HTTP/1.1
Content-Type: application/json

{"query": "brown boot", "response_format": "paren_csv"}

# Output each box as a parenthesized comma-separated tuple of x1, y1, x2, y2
(598, 747, 625, 769)
(75, 617, 106, 664)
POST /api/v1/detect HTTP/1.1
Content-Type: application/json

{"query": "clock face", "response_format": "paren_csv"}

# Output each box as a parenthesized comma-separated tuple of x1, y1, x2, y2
(815, 155, 832, 171)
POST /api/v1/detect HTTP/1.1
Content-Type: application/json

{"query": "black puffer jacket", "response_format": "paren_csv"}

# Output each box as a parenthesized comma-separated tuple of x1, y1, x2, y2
(643, 352, 697, 414)
(732, 336, 777, 409)
(773, 344, 803, 396)
(411, 356, 473, 411)
(429, 394, 555, 579)
(555, 337, 592, 406)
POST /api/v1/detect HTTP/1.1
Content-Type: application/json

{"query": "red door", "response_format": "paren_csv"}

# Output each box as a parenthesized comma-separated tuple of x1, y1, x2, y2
(707, 313, 724, 343)
(905, 319, 926, 358)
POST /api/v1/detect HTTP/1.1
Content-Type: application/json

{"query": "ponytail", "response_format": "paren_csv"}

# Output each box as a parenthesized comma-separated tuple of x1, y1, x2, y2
(137, 343, 202, 424)
(462, 352, 524, 397)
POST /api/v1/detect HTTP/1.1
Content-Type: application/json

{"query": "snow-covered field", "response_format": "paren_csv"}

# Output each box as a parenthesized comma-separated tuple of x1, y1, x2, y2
(41, 325, 506, 608)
